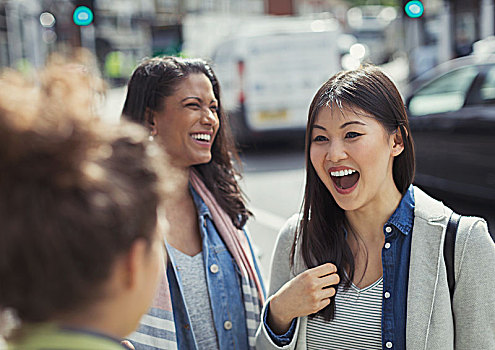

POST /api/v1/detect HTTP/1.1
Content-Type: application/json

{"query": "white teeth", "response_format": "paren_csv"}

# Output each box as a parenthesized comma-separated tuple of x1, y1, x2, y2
(330, 169, 356, 177)
(191, 133, 211, 142)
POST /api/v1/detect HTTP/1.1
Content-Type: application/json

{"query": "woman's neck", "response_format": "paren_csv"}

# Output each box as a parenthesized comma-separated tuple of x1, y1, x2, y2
(172, 167, 191, 201)
(53, 302, 128, 340)
(345, 186, 403, 242)
(162, 165, 202, 255)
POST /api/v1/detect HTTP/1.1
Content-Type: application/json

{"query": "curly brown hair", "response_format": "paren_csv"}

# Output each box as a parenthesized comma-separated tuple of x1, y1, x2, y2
(0, 59, 170, 322)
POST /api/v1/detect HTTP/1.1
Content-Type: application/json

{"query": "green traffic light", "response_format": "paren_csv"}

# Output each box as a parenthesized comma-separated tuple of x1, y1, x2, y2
(405, 0, 424, 18)
(73, 6, 93, 26)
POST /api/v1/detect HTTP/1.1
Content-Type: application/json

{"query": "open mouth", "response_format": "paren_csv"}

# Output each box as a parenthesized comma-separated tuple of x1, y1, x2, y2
(330, 169, 360, 190)
(190, 133, 212, 144)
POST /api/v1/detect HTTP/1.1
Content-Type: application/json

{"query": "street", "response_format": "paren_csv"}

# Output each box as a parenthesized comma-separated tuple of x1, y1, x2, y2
(239, 143, 306, 279)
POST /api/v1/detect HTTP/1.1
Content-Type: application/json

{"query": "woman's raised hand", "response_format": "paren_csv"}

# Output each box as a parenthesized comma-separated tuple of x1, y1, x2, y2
(267, 263, 339, 334)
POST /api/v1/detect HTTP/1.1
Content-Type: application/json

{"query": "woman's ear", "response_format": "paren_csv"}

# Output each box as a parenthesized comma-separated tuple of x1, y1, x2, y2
(391, 127, 405, 157)
(145, 108, 157, 137)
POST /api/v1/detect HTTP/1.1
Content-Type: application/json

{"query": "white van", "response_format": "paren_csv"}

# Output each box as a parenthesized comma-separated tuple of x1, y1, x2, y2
(210, 17, 342, 144)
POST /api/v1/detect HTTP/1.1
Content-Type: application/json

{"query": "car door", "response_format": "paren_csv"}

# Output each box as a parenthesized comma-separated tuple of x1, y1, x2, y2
(457, 64, 495, 201)
(406, 65, 495, 201)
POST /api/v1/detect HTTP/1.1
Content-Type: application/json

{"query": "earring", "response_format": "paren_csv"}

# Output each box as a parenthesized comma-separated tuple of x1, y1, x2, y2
(148, 134, 154, 142)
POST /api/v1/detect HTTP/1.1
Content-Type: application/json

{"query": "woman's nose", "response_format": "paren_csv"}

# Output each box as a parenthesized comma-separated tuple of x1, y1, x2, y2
(325, 141, 348, 163)
(201, 108, 218, 126)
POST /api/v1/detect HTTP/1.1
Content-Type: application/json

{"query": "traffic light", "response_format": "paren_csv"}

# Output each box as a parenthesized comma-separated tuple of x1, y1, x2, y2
(404, 0, 424, 19)
(73, 6, 93, 26)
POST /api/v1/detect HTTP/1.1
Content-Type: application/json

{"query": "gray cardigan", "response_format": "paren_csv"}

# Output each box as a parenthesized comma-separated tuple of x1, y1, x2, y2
(255, 187, 495, 349)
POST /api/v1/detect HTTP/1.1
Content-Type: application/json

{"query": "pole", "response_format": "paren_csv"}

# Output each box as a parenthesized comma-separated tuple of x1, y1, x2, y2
(80, 23, 96, 54)
(438, 0, 453, 63)
(480, 0, 495, 38)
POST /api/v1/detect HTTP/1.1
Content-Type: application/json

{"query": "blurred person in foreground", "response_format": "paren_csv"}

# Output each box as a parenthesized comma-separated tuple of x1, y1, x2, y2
(256, 65, 495, 349)
(121, 56, 265, 349)
(0, 59, 171, 349)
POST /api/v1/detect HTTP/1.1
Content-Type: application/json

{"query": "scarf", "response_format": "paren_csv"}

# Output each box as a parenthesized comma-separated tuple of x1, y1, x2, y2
(128, 170, 264, 349)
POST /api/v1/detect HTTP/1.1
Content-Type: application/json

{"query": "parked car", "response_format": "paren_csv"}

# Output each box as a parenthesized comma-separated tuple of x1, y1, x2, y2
(405, 55, 495, 203)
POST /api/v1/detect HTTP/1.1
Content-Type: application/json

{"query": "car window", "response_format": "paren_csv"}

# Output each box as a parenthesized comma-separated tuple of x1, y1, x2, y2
(480, 66, 495, 104)
(408, 66, 478, 116)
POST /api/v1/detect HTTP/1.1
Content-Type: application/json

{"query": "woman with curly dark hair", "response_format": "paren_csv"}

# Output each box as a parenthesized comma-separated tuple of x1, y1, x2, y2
(122, 56, 265, 350)
(0, 60, 170, 349)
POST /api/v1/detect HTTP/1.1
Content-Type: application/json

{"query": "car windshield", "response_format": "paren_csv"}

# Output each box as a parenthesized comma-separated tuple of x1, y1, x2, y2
(409, 66, 478, 116)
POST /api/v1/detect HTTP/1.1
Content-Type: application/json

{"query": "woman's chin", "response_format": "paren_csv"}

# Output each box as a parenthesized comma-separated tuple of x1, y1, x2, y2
(191, 155, 213, 167)
(330, 187, 361, 211)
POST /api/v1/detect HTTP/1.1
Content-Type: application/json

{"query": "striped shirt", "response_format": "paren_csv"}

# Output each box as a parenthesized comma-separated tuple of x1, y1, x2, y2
(306, 277, 383, 350)
(169, 247, 219, 350)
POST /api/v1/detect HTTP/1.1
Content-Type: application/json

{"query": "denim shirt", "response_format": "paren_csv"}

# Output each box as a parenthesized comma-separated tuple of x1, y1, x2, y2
(166, 187, 250, 350)
(266, 185, 415, 350)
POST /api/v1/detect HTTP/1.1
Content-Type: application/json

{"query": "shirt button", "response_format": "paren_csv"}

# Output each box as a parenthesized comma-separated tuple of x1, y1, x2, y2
(384, 242, 391, 249)
(384, 291, 391, 299)
(385, 226, 392, 233)
(386, 341, 393, 348)
(224, 320, 232, 330)
(210, 264, 219, 274)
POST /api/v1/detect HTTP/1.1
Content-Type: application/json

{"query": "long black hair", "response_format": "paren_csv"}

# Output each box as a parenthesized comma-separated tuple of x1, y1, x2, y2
(122, 56, 251, 228)
(293, 65, 415, 320)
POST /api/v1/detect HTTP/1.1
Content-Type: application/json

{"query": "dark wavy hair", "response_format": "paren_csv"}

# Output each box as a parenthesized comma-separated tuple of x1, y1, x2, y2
(122, 56, 251, 228)
(0, 61, 169, 322)
(292, 65, 415, 320)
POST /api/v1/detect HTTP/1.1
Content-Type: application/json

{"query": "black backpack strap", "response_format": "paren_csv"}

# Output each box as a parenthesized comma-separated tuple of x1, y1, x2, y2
(444, 212, 461, 302)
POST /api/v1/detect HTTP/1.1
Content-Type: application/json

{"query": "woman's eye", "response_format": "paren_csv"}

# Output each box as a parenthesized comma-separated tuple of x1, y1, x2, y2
(210, 106, 219, 113)
(346, 132, 361, 139)
(186, 103, 201, 109)
(313, 135, 328, 142)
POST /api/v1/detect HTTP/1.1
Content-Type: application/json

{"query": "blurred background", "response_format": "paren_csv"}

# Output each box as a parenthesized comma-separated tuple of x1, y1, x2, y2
(1, 0, 493, 276)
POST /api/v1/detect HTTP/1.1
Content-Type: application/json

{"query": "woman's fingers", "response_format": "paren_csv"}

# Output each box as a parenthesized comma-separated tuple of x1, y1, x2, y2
(303, 263, 339, 291)
(270, 262, 340, 323)
(320, 286, 337, 299)
(121, 340, 135, 350)
(319, 271, 340, 288)
(310, 262, 337, 277)
(317, 296, 332, 310)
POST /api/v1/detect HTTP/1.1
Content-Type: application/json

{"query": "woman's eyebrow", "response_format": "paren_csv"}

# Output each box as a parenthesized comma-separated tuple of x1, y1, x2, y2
(313, 124, 326, 131)
(313, 120, 366, 131)
(181, 96, 202, 103)
(181, 96, 218, 104)
(340, 120, 366, 129)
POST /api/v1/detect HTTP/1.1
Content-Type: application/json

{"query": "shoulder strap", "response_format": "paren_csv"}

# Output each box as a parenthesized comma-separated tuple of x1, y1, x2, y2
(444, 212, 461, 302)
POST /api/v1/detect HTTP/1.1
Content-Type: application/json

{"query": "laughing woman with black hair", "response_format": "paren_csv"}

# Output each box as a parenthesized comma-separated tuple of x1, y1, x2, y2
(256, 65, 495, 350)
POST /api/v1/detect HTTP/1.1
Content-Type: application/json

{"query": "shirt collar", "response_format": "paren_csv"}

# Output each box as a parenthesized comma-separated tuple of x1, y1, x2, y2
(59, 325, 126, 348)
(386, 184, 415, 236)
(189, 184, 211, 218)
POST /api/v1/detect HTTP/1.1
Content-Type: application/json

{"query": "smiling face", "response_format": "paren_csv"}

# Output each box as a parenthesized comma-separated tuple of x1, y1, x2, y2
(152, 73, 219, 169)
(310, 105, 404, 213)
